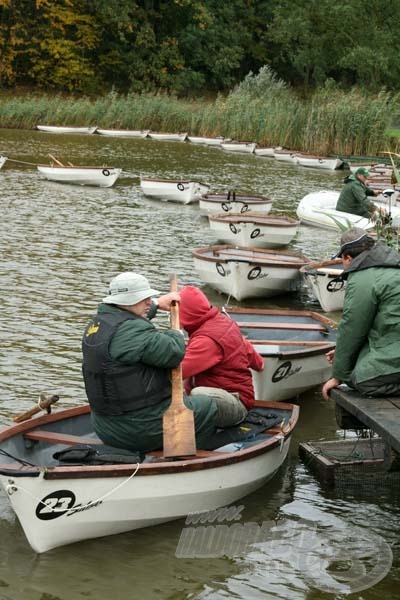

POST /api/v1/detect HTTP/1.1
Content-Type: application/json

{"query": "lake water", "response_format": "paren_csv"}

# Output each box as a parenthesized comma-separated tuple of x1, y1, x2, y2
(0, 128, 398, 600)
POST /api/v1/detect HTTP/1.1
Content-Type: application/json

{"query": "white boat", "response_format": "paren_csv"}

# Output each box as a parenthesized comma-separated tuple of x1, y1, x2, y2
(220, 141, 257, 154)
(96, 128, 150, 138)
(187, 135, 225, 145)
(0, 155, 7, 169)
(227, 307, 336, 402)
(208, 213, 299, 248)
(36, 125, 97, 134)
(192, 244, 309, 301)
(37, 165, 122, 187)
(0, 401, 299, 552)
(296, 190, 400, 230)
(254, 146, 282, 157)
(273, 150, 299, 164)
(148, 132, 188, 142)
(300, 259, 345, 312)
(199, 192, 273, 215)
(140, 177, 210, 204)
(296, 155, 343, 170)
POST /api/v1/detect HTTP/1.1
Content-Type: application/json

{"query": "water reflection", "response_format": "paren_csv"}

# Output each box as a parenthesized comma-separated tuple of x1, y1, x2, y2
(0, 129, 398, 599)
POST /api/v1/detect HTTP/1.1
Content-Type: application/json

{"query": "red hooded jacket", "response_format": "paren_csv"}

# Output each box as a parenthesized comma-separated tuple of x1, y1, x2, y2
(179, 286, 264, 408)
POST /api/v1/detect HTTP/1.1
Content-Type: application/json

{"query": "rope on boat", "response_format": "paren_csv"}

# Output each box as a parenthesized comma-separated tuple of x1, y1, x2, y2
(6, 462, 140, 513)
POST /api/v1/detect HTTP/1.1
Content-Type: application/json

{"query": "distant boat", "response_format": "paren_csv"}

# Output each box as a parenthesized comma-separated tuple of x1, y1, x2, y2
(220, 141, 257, 154)
(208, 213, 299, 248)
(296, 155, 343, 170)
(0, 400, 299, 552)
(37, 165, 121, 187)
(36, 125, 97, 134)
(300, 259, 345, 312)
(187, 135, 225, 145)
(140, 177, 210, 204)
(193, 244, 309, 301)
(227, 307, 336, 402)
(199, 191, 273, 215)
(0, 156, 7, 169)
(96, 128, 150, 138)
(273, 150, 299, 164)
(148, 132, 188, 142)
(254, 146, 283, 157)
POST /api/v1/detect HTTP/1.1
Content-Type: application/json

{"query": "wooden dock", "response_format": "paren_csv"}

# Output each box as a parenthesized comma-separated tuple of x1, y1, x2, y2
(332, 387, 400, 466)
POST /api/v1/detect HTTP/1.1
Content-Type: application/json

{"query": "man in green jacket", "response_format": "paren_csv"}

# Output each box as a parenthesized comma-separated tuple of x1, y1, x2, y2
(82, 271, 217, 453)
(322, 228, 400, 399)
(336, 167, 378, 217)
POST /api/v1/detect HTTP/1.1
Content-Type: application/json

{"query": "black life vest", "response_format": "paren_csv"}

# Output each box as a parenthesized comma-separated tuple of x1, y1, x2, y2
(82, 311, 171, 415)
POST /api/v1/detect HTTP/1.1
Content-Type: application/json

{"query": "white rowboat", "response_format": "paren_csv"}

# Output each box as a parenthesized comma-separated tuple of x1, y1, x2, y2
(254, 147, 282, 157)
(96, 128, 150, 138)
(220, 141, 257, 154)
(148, 132, 188, 142)
(227, 307, 336, 402)
(140, 177, 210, 204)
(192, 245, 309, 301)
(296, 155, 343, 170)
(208, 213, 299, 248)
(273, 150, 299, 164)
(300, 259, 345, 312)
(37, 165, 122, 187)
(36, 125, 97, 134)
(199, 192, 273, 215)
(0, 401, 298, 552)
(187, 136, 225, 145)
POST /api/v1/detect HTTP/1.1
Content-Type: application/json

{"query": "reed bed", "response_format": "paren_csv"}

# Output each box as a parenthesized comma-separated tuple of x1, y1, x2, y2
(0, 78, 399, 156)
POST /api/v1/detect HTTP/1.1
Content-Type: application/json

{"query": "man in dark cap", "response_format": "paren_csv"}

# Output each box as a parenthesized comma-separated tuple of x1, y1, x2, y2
(322, 228, 400, 399)
(336, 167, 379, 217)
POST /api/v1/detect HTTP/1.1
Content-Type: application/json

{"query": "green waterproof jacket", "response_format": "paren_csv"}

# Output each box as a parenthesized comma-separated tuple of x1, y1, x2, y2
(332, 242, 400, 384)
(335, 174, 376, 217)
(90, 303, 217, 452)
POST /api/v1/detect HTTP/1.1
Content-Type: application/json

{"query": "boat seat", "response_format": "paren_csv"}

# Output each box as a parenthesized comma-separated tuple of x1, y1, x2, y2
(238, 321, 327, 331)
(24, 429, 103, 445)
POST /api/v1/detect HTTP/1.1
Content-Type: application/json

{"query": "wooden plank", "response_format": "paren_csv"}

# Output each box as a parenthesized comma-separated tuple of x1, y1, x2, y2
(24, 430, 103, 445)
(331, 387, 400, 454)
(237, 321, 327, 331)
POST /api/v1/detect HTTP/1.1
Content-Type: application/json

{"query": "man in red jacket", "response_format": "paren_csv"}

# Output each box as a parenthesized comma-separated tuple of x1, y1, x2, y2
(179, 286, 264, 427)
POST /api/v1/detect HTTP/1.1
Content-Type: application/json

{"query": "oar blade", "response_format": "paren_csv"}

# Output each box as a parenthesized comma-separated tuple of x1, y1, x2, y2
(163, 403, 196, 458)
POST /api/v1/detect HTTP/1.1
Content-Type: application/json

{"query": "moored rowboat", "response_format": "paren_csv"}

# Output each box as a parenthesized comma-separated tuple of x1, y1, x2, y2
(36, 125, 97, 134)
(192, 244, 309, 301)
(37, 165, 122, 187)
(296, 155, 343, 171)
(96, 128, 150, 138)
(227, 307, 336, 401)
(148, 132, 188, 142)
(300, 259, 345, 312)
(208, 213, 299, 248)
(199, 191, 273, 215)
(0, 401, 298, 552)
(220, 141, 257, 154)
(187, 135, 225, 145)
(140, 177, 210, 204)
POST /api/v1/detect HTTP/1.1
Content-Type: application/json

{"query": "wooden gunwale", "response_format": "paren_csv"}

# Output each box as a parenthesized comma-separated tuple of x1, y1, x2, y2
(193, 245, 308, 265)
(208, 213, 298, 226)
(227, 307, 336, 329)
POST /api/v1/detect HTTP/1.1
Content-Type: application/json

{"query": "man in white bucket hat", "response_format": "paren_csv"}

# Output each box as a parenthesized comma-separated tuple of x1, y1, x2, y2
(82, 272, 218, 453)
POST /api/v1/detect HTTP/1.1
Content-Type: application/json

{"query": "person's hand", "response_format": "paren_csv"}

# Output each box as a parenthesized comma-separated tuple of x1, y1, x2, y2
(156, 291, 181, 311)
(322, 377, 341, 401)
(325, 349, 335, 364)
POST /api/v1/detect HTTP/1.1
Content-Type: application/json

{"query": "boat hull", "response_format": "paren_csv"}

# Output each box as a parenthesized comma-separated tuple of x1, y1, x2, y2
(96, 129, 150, 138)
(148, 132, 188, 142)
(208, 213, 299, 248)
(36, 125, 97, 134)
(140, 178, 210, 203)
(199, 194, 272, 215)
(193, 245, 308, 301)
(37, 166, 121, 187)
(221, 142, 257, 154)
(300, 259, 345, 312)
(296, 156, 343, 170)
(0, 156, 7, 169)
(187, 136, 224, 145)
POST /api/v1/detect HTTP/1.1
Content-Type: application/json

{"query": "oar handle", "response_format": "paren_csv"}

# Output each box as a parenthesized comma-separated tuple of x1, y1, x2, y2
(169, 274, 180, 330)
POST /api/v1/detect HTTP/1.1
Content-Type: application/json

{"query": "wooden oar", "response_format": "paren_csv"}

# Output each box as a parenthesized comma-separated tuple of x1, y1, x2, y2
(163, 275, 196, 458)
(48, 154, 64, 166)
(13, 393, 59, 423)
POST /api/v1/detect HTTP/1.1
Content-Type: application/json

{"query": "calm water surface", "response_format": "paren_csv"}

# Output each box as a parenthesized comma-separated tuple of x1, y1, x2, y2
(0, 129, 398, 600)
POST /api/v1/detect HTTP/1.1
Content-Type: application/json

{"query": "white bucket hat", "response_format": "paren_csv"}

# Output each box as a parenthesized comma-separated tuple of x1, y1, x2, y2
(103, 272, 159, 305)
